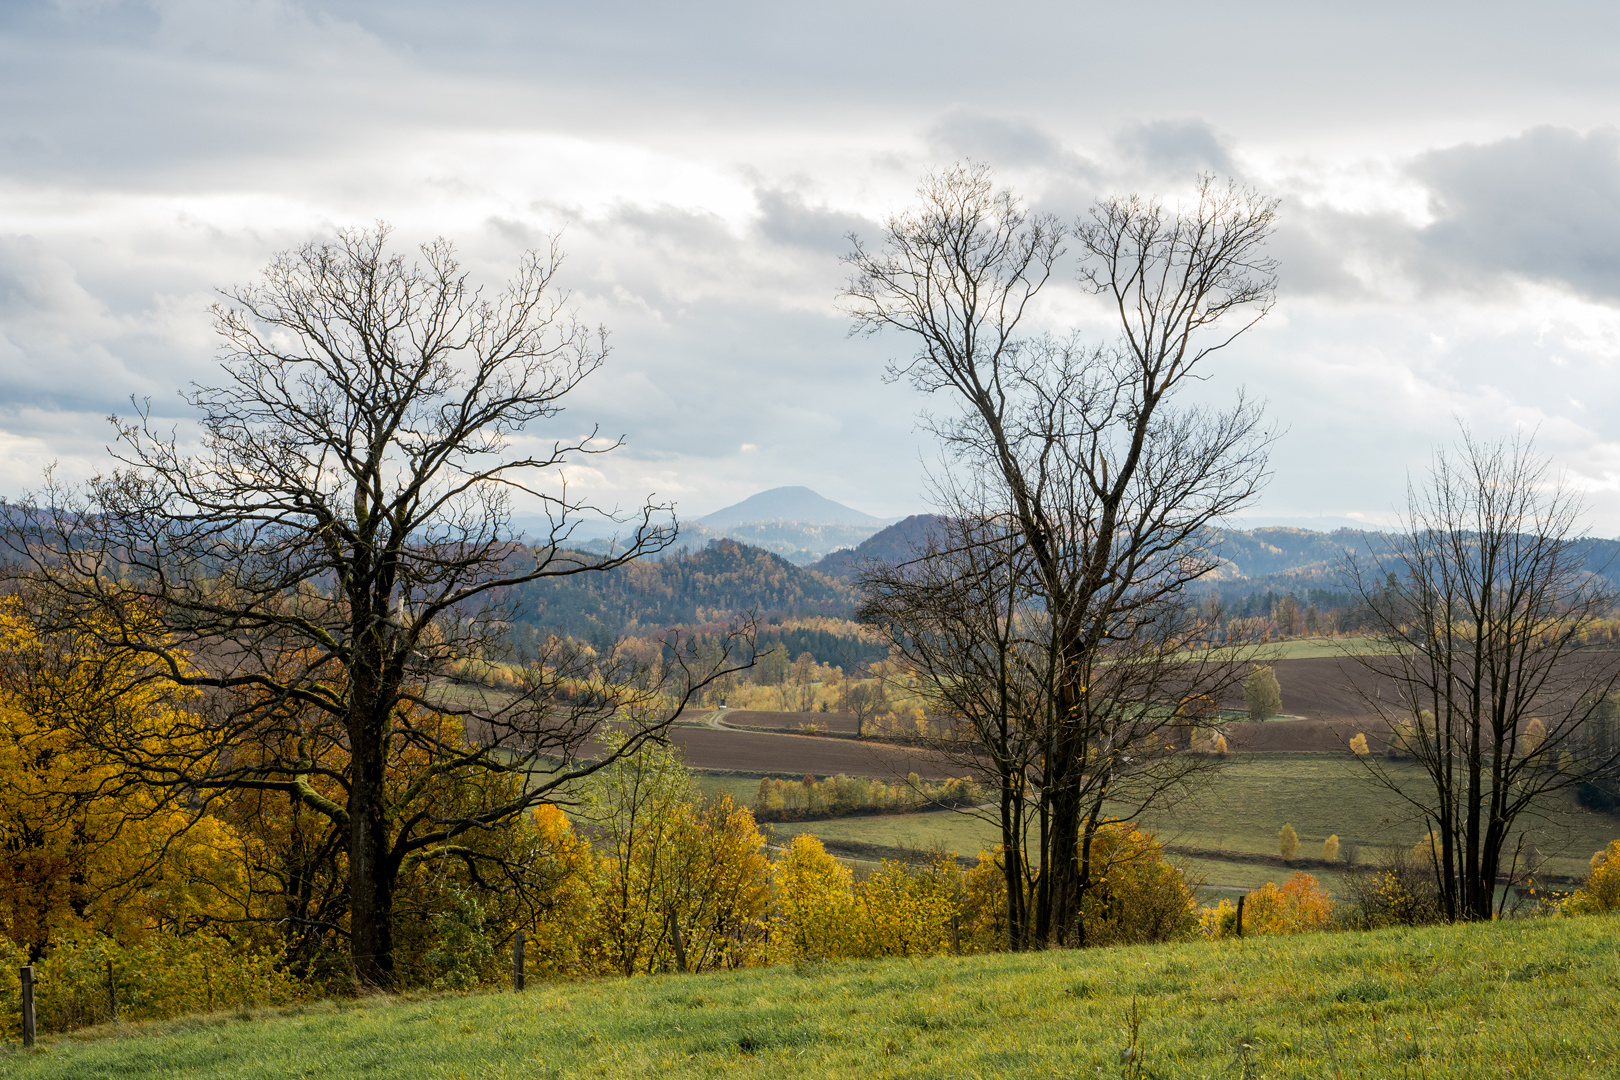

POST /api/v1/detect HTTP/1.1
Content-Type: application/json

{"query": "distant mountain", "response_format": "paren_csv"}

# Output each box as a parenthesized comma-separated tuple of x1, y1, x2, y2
(812, 515, 948, 581)
(1222, 515, 1396, 533)
(698, 487, 885, 529)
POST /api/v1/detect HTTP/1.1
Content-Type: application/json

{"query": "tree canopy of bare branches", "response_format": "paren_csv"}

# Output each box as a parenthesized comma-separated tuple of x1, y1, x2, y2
(845, 164, 1277, 946)
(4, 226, 747, 987)
(1346, 431, 1620, 921)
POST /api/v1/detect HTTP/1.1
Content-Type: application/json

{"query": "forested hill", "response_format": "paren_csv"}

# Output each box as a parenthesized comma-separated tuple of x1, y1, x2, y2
(811, 514, 947, 580)
(505, 538, 856, 639)
(1207, 527, 1620, 594)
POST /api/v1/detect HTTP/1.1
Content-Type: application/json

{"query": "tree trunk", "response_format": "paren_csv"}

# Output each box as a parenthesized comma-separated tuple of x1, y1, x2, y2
(348, 697, 396, 989)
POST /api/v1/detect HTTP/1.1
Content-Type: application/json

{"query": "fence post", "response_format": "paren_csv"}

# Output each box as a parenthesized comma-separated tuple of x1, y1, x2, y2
(20, 965, 35, 1048)
(1236, 895, 1245, 939)
(106, 957, 119, 1022)
(950, 913, 961, 956)
(512, 930, 526, 992)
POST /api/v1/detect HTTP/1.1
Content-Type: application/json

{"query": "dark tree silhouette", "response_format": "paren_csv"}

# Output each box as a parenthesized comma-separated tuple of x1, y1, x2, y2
(844, 165, 1276, 945)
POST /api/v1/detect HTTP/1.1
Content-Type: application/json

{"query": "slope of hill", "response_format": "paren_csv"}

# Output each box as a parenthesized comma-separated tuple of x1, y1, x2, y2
(811, 514, 947, 580)
(505, 538, 856, 639)
(17, 916, 1617, 1079)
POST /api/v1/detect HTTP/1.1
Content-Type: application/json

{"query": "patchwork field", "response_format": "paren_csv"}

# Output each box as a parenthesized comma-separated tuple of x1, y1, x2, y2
(8, 916, 1618, 1079)
(696, 752, 1620, 892)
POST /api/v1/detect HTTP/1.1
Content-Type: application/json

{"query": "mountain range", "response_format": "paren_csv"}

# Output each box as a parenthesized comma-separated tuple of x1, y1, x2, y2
(504, 489, 1620, 641)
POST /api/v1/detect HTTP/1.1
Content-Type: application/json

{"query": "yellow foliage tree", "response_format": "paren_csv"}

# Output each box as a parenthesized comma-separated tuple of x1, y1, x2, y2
(848, 855, 962, 958)
(1521, 717, 1547, 759)
(1349, 733, 1369, 756)
(1278, 823, 1300, 861)
(0, 601, 247, 953)
(1079, 821, 1198, 947)
(1321, 834, 1341, 862)
(768, 834, 854, 963)
(503, 804, 600, 980)
(585, 737, 770, 976)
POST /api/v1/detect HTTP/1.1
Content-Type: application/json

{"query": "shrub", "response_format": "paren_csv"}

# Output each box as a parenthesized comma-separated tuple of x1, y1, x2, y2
(1197, 898, 1237, 939)
(768, 835, 854, 963)
(1080, 822, 1198, 947)
(1241, 872, 1335, 936)
(848, 854, 962, 959)
(1561, 840, 1620, 915)
(0, 932, 301, 1038)
(1343, 846, 1444, 928)
(959, 847, 1012, 952)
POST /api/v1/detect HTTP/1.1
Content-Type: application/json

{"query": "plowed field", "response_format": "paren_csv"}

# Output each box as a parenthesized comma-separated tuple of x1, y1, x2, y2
(666, 724, 964, 778)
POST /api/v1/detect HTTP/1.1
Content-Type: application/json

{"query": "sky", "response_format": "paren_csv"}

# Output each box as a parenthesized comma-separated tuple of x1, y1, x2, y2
(3, 0, 1620, 533)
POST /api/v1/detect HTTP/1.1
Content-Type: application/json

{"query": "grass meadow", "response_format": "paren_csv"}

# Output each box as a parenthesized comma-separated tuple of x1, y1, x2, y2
(6, 915, 1617, 1079)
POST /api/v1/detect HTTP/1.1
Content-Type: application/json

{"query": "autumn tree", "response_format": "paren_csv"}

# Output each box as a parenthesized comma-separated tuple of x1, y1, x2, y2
(835, 678, 887, 738)
(584, 736, 769, 976)
(844, 164, 1276, 945)
(3, 226, 747, 988)
(1346, 432, 1620, 921)
(1244, 664, 1282, 720)
(0, 602, 246, 954)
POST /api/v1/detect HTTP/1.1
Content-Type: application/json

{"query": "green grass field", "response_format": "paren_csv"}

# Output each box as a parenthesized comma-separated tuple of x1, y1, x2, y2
(698, 754, 1620, 891)
(7, 915, 1618, 1079)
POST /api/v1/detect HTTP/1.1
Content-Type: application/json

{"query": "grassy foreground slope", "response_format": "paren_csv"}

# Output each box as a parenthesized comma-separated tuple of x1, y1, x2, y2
(6, 916, 1619, 1079)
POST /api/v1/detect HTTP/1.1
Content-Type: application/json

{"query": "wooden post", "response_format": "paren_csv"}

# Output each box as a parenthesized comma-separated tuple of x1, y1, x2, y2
(512, 930, 526, 992)
(20, 965, 36, 1048)
(1236, 894, 1245, 939)
(667, 906, 688, 974)
(950, 913, 961, 956)
(106, 957, 119, 1022)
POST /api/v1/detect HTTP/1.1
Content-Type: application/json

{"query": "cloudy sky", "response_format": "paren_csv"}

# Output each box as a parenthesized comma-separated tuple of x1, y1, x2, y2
(4, 0, 1620, 532)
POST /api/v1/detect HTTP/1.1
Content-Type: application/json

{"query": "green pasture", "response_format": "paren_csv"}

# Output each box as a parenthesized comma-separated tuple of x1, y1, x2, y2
(8, 915, 1618, 1079)
(698, 754, 1620, 890)
(1190, 635, 1391, 662)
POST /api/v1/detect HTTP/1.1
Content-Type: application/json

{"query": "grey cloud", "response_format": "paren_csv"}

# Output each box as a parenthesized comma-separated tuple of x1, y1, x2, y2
(1409, 126, 1620, 301)
(752, 189, 873, 255)
(926, 108, 1071, 169)
(1114, 119, 1237, 181)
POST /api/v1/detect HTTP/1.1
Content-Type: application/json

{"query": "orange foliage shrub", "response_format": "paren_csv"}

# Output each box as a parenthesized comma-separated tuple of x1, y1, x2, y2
(1240, 871, 1336, 935)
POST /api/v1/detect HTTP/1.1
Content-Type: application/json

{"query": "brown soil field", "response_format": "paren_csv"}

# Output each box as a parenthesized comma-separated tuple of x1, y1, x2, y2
(1217, 656, 1394, 725)
(665, 725, 964, 779)
(1225, 718, 1382, 753)
(720, 709, 862, 734)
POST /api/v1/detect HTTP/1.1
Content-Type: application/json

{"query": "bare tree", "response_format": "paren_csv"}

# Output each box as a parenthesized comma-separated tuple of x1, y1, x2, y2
(860, 491, 1245, 949)
(844, 164, 1277, 945)
(1346, 431, 1620, 921)
(4, 226, 748, 988)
